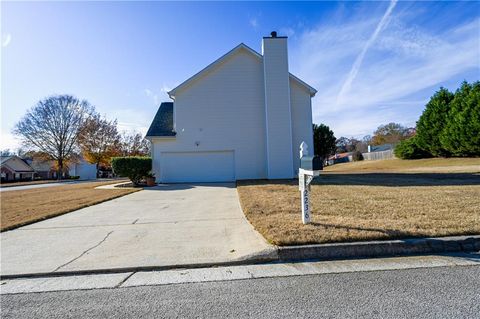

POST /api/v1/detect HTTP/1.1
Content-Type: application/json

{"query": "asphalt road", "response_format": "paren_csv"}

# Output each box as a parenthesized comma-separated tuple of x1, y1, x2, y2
(2, 265, 479, 319)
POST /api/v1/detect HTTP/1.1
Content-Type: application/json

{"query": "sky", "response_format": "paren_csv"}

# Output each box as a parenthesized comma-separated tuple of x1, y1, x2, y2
(1, 1, 479, 150)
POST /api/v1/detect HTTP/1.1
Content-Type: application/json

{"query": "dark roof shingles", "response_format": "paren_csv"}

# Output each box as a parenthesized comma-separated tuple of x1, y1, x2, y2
(146, 102, 176, 137)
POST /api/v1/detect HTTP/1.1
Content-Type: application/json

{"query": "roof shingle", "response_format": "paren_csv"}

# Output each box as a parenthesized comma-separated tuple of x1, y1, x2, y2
(146, 102, 176, 137)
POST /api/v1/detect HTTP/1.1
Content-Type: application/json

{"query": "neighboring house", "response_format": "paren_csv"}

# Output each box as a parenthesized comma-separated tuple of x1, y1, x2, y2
(0, 155, 35, 182)
(68, 159, 97, 180)
(368, 144, 394, 152)
(363, 144, 396, 161)
(327, 152, 352, 166)
(27, 157, 97, 180)
(146, 32, 317, 183)
(26, 158, 58, 179)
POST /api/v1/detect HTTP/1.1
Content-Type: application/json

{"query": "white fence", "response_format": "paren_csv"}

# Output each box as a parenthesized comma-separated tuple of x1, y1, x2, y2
(362, 149, 396, 161)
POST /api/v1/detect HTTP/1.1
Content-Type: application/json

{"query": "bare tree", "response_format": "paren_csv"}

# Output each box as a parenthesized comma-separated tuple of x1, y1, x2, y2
(13, 95, 93, 179)
(119, 132, 150, 156)
(78, 113, 120, 171)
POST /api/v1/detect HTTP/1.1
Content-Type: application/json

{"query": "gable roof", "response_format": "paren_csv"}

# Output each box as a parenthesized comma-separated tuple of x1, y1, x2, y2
(146, 102, 176, 138)
(370, 144, 394, 152)
(0, 155, 35, 172)
(168, 43, 317, 98)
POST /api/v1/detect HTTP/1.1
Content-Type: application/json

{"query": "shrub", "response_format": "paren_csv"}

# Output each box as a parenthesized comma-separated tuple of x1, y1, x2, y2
(69, 175, 80, 180)
(111, 156, 152, 185)
(352, 150, 364, 161)
(394, 137, 432, 159)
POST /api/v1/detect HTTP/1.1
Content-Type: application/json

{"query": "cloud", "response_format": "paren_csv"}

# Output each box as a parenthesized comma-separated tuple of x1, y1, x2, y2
(290, 3, 479, 138)
(249, 18, 258, 28)
(114, 108, 151, 136)
(160, 84, 171, 93)
(337, 0, 397, 104)
(143, 88, 160, 106)
(2, 33, 11, 47)
(0, 132, 21, 150)
(144, 88, 153, 96)
(280, 27, 295, 38)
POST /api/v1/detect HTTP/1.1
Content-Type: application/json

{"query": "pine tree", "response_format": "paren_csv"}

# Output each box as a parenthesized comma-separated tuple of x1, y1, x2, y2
(415, 88, 454, 157)
(312, 124, 336, 160)
(440, 81, 480, 156)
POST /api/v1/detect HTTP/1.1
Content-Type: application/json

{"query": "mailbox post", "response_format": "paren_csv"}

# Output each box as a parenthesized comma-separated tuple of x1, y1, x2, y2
(298, 142, 322, 224)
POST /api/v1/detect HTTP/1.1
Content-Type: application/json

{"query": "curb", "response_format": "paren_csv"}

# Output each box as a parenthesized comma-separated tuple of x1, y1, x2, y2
(1, 235, 478, 280)
(0, 251, 278, 280)
(277, 235, 480, 262)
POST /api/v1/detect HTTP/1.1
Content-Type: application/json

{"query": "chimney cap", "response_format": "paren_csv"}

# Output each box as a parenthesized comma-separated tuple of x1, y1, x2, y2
(270, 31, 277, 38)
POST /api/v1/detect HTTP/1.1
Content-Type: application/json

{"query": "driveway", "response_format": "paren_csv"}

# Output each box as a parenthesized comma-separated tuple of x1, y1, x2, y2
(1, 183, 275, 277)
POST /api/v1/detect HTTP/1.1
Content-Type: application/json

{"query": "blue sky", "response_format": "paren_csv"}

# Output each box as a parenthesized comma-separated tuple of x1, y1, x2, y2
(1, 1, 479, 150)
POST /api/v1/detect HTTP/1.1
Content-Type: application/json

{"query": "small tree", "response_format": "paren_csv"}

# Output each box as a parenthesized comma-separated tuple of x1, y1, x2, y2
(111, 157, 152, 185)
(78, 113, 120, 171)
(352, 150, 364, 161)
(394, 137, 431, 159)
(312, 124, 336, 160)
(13, 95, 93, 179)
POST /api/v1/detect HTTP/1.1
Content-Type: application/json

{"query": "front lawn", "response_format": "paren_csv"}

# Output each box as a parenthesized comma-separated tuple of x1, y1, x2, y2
(237, 159, 480, 245)
(0, 180, 139, 231)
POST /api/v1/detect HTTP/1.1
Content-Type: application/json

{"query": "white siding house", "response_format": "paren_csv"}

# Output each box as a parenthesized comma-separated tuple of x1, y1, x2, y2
(146, 32, 316, 183)
(68, 159, 97, 180)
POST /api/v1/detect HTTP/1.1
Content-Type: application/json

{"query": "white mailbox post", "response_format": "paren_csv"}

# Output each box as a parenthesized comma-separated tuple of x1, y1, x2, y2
(298, 142, 321, 224)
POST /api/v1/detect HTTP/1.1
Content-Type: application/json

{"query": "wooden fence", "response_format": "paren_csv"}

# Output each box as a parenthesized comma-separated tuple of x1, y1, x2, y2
(362, 149, 396, 161)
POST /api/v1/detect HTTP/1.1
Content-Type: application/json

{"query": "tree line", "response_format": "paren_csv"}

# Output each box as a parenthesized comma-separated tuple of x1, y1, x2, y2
(313, 122, 414, 160)
(395, 81, 479, 159)
(313, 81, 478, 161)
(13, 94, 150, 179)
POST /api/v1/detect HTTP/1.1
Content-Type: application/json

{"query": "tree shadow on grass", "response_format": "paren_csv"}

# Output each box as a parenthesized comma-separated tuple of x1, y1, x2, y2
(309, 222, 417, 239)
(238, 172, 480, 187)
(315, 172, 480, 187)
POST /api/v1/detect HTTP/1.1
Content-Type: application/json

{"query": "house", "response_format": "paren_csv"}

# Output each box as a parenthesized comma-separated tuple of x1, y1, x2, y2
(26, 158, 58, 179)
(27, 156, 97, 180)
(146, 32, 316, 183)
(363, 143, 396, 161)
(367, 143, 394, 152)
(0, 155, 35, 182)
(68, 158, 97, 180)
(327, 152, 352, 166)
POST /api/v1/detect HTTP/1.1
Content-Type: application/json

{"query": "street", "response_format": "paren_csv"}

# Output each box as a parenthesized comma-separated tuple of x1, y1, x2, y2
(2, 264, 479, 318)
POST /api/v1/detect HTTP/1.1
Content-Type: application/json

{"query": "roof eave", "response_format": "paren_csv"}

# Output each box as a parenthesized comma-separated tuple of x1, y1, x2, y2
(167, 43, 317, 98)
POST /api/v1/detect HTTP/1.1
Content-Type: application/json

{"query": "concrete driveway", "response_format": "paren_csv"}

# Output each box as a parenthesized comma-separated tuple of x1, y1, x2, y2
(1, 183, 275, 277)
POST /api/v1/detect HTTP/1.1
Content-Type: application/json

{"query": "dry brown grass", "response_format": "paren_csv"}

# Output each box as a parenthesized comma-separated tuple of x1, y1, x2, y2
(0, 181, 139, 231)
(238, 159, 480, 246)
(324, 157, 480, 173)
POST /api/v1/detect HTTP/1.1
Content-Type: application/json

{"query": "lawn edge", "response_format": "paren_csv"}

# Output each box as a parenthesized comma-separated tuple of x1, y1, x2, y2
(0, 189, 141, 232)
(276, 235, 480, 262)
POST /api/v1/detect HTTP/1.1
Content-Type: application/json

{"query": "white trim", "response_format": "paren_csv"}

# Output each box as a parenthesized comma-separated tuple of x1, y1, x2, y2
(146, 136, 176, 142)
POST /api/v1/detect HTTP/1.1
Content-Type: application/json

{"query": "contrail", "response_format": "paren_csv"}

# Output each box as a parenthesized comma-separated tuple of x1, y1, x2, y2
(337, 0, 398, 104)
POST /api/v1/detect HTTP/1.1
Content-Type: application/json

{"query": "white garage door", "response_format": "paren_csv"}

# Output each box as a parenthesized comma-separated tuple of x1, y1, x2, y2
(160, 151, 235, 183)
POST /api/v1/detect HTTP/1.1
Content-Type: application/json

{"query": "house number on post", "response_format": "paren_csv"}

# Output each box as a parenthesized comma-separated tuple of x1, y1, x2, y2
(298, 142, 322, 224)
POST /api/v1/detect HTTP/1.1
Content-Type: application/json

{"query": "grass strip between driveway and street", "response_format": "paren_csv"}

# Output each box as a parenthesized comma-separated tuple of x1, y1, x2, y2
(0, 180, 140, 231)
(237, 158, 480, 246)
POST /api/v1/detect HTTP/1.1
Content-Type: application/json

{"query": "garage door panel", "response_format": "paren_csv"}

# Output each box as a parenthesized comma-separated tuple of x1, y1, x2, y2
(161, 151, 235, 183)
